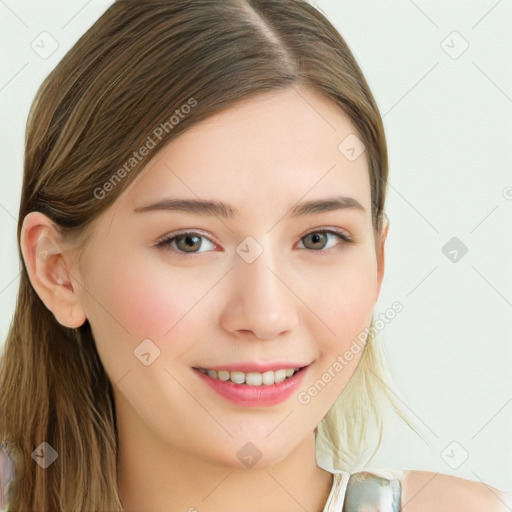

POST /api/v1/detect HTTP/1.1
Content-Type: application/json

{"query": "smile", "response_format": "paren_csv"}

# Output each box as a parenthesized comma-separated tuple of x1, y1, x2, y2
(193, 365, 310, 407)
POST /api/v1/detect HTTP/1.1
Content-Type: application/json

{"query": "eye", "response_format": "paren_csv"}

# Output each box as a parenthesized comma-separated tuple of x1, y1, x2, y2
(297, 229, 353, 252)
(155, 231, 216, 256)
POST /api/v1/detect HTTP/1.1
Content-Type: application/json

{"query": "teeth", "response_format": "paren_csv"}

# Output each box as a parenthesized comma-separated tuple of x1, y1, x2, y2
(217, 370, 230, 381)
(261, 370, 274, 385)
(230, 371, 245, 384)
(274, 369, 287, 383)
(245, 372, 262, 386)
(198, 367, 301, 385)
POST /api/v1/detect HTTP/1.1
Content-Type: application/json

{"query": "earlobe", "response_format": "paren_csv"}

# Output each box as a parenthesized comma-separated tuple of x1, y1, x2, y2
(20, 212, 87, 329)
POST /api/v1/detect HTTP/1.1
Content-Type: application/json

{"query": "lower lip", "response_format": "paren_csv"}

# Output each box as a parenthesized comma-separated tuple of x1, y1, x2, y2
(193, 366, 309, 407)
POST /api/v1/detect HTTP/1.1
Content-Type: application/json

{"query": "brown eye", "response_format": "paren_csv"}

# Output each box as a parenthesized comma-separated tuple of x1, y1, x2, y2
(174, 233, 202, 253)
(155, 232, 216, 256)
(298, 230, 353, 251)
(302, 232, 329, 250)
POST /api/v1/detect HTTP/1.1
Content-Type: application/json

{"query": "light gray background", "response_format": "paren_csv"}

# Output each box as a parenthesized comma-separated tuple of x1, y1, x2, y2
(0, 0, 511, 493)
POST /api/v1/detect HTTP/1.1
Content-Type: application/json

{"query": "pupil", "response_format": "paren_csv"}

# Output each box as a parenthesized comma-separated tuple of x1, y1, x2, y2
(181, 235, 200, 251)
(308, 232, 325, 249)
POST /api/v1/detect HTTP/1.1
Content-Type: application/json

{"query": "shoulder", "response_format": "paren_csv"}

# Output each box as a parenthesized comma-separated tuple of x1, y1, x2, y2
(401, 470, 512, 512)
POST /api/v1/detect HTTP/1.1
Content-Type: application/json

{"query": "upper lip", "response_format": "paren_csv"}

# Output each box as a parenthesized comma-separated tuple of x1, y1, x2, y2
(194, 361, 311, 373)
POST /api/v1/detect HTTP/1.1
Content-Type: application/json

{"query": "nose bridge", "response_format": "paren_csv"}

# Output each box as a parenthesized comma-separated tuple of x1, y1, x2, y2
(223, 238, 299, 339)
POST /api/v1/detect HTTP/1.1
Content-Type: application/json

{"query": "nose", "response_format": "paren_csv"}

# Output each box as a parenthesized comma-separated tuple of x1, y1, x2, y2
(219, 248, 299, 341)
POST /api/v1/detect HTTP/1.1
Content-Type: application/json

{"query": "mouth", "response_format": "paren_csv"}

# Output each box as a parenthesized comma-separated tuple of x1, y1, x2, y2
(192, 363, 311, 407)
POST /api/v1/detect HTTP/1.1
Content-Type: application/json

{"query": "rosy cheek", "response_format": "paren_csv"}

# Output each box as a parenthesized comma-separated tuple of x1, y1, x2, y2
(109, 270, 199, 341)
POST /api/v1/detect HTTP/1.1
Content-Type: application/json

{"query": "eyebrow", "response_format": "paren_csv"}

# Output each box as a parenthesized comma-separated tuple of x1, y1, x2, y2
(133, 195, 366, 218)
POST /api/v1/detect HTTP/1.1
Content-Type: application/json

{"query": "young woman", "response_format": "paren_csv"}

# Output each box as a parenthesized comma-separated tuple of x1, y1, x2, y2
(0, 0, 510, 510)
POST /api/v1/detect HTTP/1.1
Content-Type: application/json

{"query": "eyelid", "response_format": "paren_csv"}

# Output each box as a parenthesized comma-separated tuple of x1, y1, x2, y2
(155, 228, 213, 243)
(299, 226, 353, 242)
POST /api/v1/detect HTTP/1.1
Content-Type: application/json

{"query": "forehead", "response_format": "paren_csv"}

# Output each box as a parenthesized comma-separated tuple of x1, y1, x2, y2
(122, 86, 371, 216)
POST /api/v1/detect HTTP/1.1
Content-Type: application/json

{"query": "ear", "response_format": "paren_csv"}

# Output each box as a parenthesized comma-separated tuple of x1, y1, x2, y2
(20, 212, 87, 329)
(375, 213, 389, 301)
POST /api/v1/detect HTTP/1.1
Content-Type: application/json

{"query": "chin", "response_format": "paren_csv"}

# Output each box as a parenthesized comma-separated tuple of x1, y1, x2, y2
(202, 437, 299, 471)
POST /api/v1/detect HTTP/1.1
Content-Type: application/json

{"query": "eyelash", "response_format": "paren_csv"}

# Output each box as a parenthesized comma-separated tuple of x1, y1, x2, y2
(154, 228, 354, 259)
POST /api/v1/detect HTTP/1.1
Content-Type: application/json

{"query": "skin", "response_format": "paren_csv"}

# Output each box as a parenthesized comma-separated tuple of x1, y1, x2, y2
(19, 86, 510, 511)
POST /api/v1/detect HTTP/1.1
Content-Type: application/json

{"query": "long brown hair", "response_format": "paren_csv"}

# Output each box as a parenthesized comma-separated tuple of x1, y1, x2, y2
(0, 0, 423, 509)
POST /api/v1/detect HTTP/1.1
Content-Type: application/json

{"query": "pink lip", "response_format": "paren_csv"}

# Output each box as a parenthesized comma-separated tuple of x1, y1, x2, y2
(193, 365, 309, 407)
(194, 361, 308, 372)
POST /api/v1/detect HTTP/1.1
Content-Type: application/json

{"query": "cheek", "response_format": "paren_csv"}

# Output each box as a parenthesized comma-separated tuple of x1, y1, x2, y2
(83, 247, 214, 352)
(300, 257, 377, 405)
(100, 264, 209, 340)
(300, 252, 378, 342)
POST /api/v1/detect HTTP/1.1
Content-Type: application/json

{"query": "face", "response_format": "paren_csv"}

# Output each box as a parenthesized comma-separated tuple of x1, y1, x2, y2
(28, 86, 387, 470)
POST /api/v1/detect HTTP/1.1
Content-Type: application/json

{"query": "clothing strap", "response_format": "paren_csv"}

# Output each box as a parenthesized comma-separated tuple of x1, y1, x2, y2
(342, 470, 401, 511)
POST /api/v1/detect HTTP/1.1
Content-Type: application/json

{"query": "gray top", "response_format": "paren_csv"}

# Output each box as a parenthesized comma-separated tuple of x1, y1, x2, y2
(322, 468, 404, 511)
